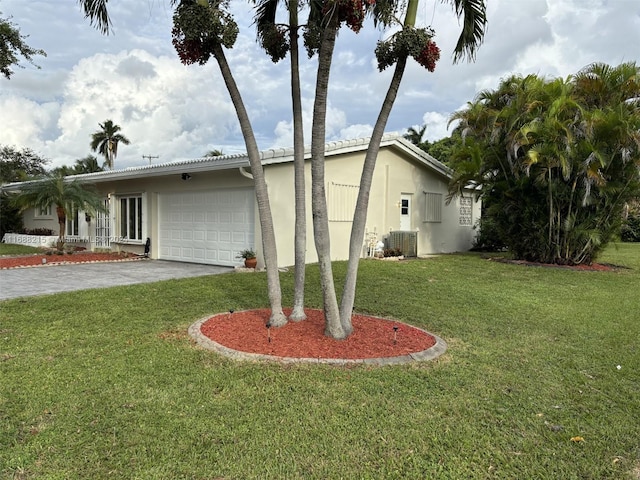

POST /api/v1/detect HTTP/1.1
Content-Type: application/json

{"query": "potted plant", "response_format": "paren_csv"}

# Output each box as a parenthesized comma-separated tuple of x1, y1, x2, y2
(237, 249, 257, 268)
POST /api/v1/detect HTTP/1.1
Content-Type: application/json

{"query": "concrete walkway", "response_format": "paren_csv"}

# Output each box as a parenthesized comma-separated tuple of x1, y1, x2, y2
(0, 260, 232, 300)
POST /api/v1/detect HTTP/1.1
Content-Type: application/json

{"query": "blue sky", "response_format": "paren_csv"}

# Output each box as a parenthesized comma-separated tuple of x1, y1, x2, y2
(1, 0, 639, 169)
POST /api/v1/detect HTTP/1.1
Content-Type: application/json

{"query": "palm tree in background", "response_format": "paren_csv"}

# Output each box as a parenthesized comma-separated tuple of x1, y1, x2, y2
(204, 149, 224, 157)
(404, 124, 427, 146)
(12, 174, 106, 252)
(73, 155, 103, 174)
(90, 120, 130, 170)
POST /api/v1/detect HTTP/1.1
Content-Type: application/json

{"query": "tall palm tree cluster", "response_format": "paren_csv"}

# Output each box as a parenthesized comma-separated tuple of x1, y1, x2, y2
(76, 0, 487, 339)
(168, 0, 486, 338)
(449, 62, 640, 265)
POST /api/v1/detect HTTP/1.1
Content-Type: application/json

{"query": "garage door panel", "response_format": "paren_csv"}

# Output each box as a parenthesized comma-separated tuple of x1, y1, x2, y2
(159, 188, 254, 266)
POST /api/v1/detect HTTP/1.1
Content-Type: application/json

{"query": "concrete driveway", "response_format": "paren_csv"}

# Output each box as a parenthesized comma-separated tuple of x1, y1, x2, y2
(0, 260, 232, 300)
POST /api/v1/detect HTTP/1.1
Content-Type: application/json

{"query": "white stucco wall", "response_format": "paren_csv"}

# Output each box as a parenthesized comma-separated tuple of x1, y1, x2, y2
(11, 139, 478, 267)
(264, 145, 479, 267)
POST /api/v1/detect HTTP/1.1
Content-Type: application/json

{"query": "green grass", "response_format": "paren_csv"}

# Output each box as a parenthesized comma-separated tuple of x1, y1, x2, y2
(0, 244, 44, 256)
(1, 244, 639, 479)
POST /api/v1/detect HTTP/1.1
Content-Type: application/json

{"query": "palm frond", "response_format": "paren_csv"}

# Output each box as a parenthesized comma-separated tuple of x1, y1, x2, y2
(78, 0, 112, 35)
(447, 0, 487, 63)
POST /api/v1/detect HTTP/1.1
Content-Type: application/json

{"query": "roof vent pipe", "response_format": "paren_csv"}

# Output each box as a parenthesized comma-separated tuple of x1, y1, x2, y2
(239, 167, 253, 179)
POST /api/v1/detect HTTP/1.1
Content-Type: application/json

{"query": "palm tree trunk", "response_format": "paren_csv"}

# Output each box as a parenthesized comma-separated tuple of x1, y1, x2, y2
(311, 18, 345, 339)
(213, 43, 287, 327)
(56, 206, 66, 252)
(340, 56, 408, 334)
(289, 4, 307, 322)
(340, 0, 419, 333)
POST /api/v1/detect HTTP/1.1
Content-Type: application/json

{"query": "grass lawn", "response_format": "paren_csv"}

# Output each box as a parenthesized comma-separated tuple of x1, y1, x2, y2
(1, 244, 639, 479)
(0, 244, 44, 256)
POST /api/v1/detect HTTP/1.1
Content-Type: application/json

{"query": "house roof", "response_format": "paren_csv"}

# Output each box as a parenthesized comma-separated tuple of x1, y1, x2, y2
(1, 133, 452, 190)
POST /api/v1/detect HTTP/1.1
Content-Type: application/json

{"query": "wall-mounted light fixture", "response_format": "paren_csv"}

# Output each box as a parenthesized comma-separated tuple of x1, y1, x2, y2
(181, 173, 192, 181)
(85, 213, 92, 223)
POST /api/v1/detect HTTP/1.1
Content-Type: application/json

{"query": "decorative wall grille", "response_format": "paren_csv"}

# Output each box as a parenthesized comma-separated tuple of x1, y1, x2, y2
(459, 196, 473, 226)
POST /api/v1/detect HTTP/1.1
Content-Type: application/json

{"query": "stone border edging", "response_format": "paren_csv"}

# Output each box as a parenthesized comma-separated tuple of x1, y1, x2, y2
(188, 314, 447, 366)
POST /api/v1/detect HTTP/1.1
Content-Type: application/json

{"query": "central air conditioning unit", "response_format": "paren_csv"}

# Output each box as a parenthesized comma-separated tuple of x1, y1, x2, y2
(387, 230, 418, 257)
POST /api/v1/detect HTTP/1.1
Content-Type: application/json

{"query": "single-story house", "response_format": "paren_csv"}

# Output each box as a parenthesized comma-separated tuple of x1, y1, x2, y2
(4, 133, 480, 268)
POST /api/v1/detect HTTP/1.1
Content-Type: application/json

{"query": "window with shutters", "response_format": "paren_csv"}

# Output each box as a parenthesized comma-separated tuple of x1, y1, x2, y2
(423, 192, 442, 223)
(328, 182, 359, 222)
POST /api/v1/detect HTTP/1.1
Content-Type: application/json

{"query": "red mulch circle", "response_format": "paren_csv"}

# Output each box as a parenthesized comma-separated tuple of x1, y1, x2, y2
(200, 308, 436, 360)
(0, 252, 137, 269)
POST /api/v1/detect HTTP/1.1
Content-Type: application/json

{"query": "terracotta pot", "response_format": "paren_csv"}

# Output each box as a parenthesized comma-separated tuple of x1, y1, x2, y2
(244, 257, 257, 269)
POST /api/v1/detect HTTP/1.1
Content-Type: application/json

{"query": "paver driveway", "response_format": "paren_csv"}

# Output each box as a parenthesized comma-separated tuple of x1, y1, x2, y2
(0, 260, 231, 300)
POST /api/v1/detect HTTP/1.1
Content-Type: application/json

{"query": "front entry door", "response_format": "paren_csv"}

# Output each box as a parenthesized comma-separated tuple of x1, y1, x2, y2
(95, 198, 111, 248)
(400, 194, 411, 230)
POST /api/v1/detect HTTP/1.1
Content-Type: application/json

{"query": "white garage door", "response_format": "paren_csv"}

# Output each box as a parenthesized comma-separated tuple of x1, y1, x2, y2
(158, 188, 255, 266)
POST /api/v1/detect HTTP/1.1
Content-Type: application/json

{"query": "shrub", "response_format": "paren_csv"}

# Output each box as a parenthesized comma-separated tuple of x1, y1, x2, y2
(620, 214, 640, 242)
(18, 227, 55, 236)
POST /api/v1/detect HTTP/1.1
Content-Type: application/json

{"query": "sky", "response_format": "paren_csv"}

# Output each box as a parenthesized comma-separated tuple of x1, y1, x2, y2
(1, 0, 639, 170)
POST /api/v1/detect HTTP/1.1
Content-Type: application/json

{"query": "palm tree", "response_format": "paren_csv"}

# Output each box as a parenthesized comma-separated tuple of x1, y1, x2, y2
(12, 174, 106, 251)
(340, 0, 487, 334)
(204, 149, 224, 157)
(73, 155, 103, 174)
(90, 120, 130, 170)
(254, 0, 307, 322)
(447, 63, 640, 264)
(404, 124, 427, 146)
(172, 0, 288, 327)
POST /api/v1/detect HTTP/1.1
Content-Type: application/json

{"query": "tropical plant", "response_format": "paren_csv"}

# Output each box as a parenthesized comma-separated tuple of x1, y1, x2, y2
(339, 0, 487, 335)
(236, 248, 256, 259)
(171, 0, 287, 327)
(204, 149, 224, 157)
(72, 155, 103, 174)
(621, 213, 640, 242)
(11, 174, 106, 251)
(253, 0, 308, 322)
(403, 124, 429, 151)
(81, 0, 488, 339)
(448, 63, 640, 264)
(90, 120, 131, 170)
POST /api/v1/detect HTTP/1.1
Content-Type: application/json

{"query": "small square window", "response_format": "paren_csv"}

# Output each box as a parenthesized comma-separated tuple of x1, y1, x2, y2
(36, 205, 52, 217)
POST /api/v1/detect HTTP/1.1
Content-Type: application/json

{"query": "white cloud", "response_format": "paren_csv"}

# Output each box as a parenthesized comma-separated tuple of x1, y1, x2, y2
(1, 0, 639, 166)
